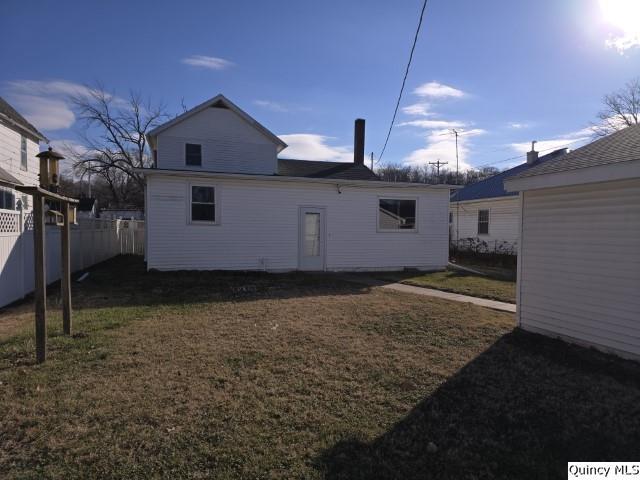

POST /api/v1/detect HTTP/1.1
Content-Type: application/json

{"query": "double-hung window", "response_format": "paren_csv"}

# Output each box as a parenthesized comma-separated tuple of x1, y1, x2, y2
(20, 136, 28, 171)
(0, 188, 16, 210)
(477, 209, 489, 235)
(190, 185, 216, 223)
(185, 143, 202, 166)
(378, 198, 417, 231)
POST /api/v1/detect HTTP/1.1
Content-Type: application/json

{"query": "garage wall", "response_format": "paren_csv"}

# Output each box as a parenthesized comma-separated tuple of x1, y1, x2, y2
(518, 178, 640, 359)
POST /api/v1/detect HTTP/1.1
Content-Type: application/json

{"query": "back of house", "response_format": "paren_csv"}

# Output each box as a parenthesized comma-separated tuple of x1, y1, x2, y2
(141, 94, 453, 272)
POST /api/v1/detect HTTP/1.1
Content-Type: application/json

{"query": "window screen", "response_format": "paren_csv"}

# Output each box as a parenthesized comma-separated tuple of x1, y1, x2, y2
(477, 209, 489, 235)
(191, 186, 215, 222)
(185, 143, 202, 166)
(378, 199, 416, 230)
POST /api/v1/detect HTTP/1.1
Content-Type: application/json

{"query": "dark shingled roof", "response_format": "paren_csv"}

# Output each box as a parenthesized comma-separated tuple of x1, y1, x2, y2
(0, 165, 23, 187)
(0, 96, 47, 142)
(277, 159, 379, 181)
(511, 125, 640, 180)
(451, 148, 568, 202)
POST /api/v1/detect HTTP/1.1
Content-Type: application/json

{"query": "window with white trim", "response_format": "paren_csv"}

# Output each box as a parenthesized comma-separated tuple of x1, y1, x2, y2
(190, 186, 216, 222)
(378, 198, 416, 230)
(0, 187, 16, 210)
(20, 136, 28, 171)
(477, 209, 489, 235)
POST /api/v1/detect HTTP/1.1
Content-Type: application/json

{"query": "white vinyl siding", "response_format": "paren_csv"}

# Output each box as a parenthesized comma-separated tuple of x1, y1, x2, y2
(0, 123, 40, 211)
(450, 197, 520, 246)
(518, 178, 640, 360)
(155, 107, 278, 174)
(146, 175, 449, 272)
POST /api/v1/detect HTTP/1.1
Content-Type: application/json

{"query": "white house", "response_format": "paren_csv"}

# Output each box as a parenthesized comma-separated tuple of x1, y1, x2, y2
(505, 125, 640, 361)
(0, 97, 47, 211)
(450, 146, 567, 254)
(141, 94, 453, 272)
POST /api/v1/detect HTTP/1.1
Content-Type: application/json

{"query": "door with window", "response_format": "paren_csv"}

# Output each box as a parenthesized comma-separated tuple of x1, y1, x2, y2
(298, 207, 325, 271)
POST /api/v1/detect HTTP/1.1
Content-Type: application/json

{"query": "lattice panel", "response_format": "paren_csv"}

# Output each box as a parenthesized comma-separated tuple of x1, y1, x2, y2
(23, 212, 34, 231)
(0, 211, 20, 233)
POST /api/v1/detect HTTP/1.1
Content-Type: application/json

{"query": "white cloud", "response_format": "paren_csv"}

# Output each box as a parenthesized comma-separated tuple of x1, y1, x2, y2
(508, 122, 529, 129)
(413, 81, 465, 99)
(2, 80, 127, 132)
(254, 100, 288, 112)
(398, 119, 465, 129)
(404, 128, 485, 171)
(277, 134, 352, 162)
(599, 0, 640, 52)
(509, 128, 592, 155)
(181, 55, 234, 70)
(402, 102, 432, 116)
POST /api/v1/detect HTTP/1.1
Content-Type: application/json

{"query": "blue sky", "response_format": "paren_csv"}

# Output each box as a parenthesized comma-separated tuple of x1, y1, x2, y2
(2, 0, 639, 171)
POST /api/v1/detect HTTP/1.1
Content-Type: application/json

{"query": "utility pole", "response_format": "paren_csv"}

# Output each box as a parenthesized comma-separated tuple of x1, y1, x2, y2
(428, 159, 448, 181)
(452, 128, 460, 248)
(370, 152, 374, 170)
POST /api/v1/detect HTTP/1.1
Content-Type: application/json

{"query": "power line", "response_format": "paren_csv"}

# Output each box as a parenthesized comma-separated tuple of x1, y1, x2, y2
(377, 0, 429, 164)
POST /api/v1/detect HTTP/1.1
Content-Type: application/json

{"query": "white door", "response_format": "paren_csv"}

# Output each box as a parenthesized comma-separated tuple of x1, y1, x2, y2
(299, 207, 325, 271)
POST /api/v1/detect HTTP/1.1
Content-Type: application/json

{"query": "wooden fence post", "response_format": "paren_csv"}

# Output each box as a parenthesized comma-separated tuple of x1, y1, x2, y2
(33, 194, 46, 364)
(61, 202, 72, 335)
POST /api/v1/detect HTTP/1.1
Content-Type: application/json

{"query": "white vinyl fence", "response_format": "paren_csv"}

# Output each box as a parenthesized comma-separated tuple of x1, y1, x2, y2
(0, 209, 144, 308)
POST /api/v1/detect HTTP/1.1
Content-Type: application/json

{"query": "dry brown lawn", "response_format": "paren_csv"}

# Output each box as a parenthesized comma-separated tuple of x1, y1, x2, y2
(1, 256, 638, 479)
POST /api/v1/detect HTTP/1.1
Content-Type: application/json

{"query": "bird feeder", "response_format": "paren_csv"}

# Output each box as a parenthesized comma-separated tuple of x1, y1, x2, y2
(16, 146, 79, 363)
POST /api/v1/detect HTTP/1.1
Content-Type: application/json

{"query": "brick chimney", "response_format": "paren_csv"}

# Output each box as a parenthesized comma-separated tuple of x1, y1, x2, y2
(354, 119, 365, 165)
(526, 140, 538, 165)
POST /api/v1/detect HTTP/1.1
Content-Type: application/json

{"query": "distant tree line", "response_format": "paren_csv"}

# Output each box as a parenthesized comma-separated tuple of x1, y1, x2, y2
(375, 164, 501, 185)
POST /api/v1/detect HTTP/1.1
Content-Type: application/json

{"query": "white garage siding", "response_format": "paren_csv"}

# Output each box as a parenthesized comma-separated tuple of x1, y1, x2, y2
(518, 178, 640, 359)
(146, 175, 450, 272)
(450, 197, 520, 248)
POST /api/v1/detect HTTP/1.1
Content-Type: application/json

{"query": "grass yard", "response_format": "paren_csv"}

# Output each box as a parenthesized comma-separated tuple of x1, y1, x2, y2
(1, 256, 639, 479)
(375, 268, 517, 303)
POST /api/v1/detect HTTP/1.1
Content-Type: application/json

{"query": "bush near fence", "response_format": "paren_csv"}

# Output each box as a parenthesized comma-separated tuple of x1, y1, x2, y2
(0, 209, 144, 308)
(450, 237, 518, 269)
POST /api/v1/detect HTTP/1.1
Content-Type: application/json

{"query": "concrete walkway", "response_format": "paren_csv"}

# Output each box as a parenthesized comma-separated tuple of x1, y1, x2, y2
(342, 275, 517, 313)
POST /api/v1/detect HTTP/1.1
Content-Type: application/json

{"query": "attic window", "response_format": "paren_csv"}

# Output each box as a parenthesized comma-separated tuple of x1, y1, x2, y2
(211, 100, 229, 109)
(185, 143, 202, 166)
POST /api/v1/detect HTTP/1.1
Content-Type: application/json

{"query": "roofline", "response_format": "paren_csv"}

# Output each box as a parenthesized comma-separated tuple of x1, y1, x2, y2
(505, 159, 640, 192)
(146, 94, 287, 152)
(136, 167, 460, 190)
(450, 195, 518, 205)
(0, 112, 48, 143)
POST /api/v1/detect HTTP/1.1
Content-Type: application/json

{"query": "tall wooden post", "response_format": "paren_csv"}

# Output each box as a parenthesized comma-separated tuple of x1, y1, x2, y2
(61, 202, 72, 335)
(33, 194, 47, 364)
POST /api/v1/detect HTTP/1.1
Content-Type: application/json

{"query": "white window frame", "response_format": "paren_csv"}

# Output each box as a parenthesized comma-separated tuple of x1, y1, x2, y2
(477, 209, 490, 236)
(185, 142, 203, 167)
(376, 196, 419, 233)
(187, 183, 219, 225)
(20, 136, 28, 171)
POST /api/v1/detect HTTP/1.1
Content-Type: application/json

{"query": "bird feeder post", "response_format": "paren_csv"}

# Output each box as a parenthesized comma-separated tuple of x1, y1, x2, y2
(17, 147, 79, 364)
(32, 192, 47, 363)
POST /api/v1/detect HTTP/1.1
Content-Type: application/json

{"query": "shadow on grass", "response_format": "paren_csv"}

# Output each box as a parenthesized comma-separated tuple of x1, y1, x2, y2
(2, 255, 376, 315)
(318, 329, 640, 480)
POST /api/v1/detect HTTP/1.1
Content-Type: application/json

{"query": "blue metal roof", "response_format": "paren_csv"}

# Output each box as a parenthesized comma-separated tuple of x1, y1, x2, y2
(451, 149, 568, 202)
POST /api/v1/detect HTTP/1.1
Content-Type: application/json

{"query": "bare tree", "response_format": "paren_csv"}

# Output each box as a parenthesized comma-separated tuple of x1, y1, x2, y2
(593, 78, 640, 136)
(67, 85, 168, 206)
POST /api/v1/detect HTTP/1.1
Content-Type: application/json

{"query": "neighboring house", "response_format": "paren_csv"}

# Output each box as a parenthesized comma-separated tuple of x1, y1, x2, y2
(450, 146, 568, 254)
(141, 94, 453, 272)
(505, 125, 640, 361)
(0, 96, 47, 211)
(100, 208, 144, 220)
(76, 197, 99, 219)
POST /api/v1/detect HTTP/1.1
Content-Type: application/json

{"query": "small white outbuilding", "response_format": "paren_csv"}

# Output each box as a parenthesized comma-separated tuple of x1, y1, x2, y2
(505, 125, 640, 361)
